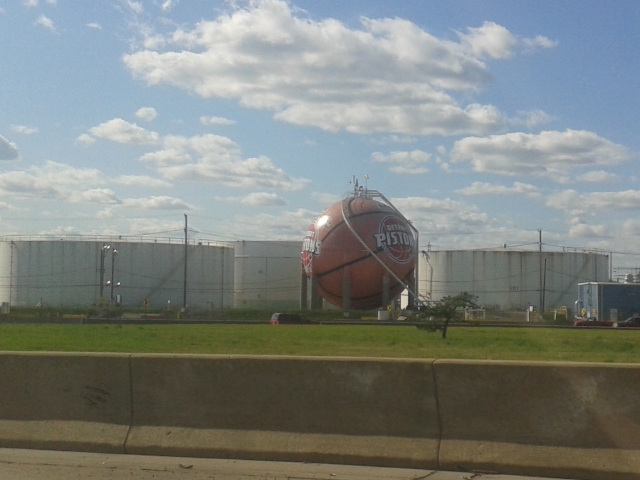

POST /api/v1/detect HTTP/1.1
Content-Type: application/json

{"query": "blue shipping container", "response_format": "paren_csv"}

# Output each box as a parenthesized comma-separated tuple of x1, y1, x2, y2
(577, 282, 640, 322)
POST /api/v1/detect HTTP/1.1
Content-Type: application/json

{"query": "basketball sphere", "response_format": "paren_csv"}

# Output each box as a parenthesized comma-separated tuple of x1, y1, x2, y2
(302, 196, 416, 309)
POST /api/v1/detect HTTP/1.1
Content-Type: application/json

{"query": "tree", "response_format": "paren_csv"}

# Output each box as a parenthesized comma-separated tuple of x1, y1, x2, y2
(416, 292, 478, 339)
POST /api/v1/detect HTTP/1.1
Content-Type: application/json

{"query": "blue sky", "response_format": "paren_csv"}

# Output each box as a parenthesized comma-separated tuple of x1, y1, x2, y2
(1, 0, 639, 276)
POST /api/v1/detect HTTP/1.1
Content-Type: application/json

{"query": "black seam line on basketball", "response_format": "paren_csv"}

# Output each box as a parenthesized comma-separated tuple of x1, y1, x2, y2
(319, 209, 390, 244)
(320, 282, 405, 301)
(319, 273, 412, 298)
(315, 249, 385, 278)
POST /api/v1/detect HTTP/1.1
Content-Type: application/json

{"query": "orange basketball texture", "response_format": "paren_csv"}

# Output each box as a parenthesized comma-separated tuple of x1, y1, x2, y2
(302, 197, 416, 309)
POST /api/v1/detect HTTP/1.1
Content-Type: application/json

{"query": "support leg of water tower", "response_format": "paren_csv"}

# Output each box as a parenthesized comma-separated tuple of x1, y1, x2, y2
(342, 275, 351, 316)
(300, 271, 308, 310)
(382, 275, 390, 308)
(310, 274, 321, 310)
(408, 272, 416, 309)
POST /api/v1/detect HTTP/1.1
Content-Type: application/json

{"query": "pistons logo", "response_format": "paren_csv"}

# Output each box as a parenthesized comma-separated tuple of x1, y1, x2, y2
(374, 215, 415, 263)
(301, 223, 321, 276)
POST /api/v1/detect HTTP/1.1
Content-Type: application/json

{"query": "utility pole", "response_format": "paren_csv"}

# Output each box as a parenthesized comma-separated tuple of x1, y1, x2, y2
(538, 229, 543, 319)
(99, 244, 109, 304)
(110, 248, 118, 305)
(183, 213, 188, 310)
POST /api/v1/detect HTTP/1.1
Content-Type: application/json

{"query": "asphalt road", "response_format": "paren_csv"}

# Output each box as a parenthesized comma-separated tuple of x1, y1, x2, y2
(0, 449, 576, 480)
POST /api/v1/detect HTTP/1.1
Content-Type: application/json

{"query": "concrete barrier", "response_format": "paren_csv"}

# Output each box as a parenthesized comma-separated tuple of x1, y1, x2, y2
(0, 352, 131, 453)
(125, 355, 440, 468)
(1, 352, 640, 479)
(435, 360, 640, 480)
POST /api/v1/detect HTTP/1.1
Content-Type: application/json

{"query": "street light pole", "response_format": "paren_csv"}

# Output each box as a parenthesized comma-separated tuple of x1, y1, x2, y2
(99, 244, 110, 305)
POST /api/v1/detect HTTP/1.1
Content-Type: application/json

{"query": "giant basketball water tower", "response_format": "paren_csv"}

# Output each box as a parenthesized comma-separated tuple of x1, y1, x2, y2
(301, 178, 419, 310)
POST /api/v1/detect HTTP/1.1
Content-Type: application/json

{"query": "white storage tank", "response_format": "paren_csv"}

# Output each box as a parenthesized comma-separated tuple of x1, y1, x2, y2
(234, 240, 302, 309)
(0, 238, 235, 309)
(418, 249, 609, 312)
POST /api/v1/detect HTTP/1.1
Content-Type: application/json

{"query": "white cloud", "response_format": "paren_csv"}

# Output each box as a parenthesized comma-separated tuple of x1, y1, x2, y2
(161, 0, 175, 12)
(457, 21, 517, 59)
(115, 175, 172, 188)
(547, 189, 640, 213)
(576, 170, 618, 183)
(567, 222, 610, 239)
(139, 147, 192, 167)
(621, 218, 640, 238)
(241, 192, 286, 206)
(123, 0, 143, 15)
(82, 118, 309, 191)
(0, 161, 109, 202)
(457, 181, 540, 198)
(96, 208, 115, 220)
(510, 110, 554, 130)
(75, 133, 95, 146)
(393, 195, 496, 240)
(522, 35, 559, 51)
(87, 22, 102, 30)
(120, 0, 555, 136)
(35, 14, 55, 32)
(120, 195, 192, 210)
(458, 22, 557, 59)
(310, 191, 340, 207)
(371, 149, 431, 175)
(135, 107, 158, 122)
(11, 125, 38, 135)
(158, 153, 309, 191)
(86, 118, 160, 145)
(149, 135, 309, 190)
(200, 116, 236, 126)
(69, 188, 119, 204)
(451, 129, 630, 182)
(226, 207, 318, 240)
(0, 135, 19, 160)
(394, 195, 474, 215)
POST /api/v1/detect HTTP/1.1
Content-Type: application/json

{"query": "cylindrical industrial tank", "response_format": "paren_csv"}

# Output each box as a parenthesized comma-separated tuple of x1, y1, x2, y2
(0, 239, 235, 309)
(233, 240, 302, 310)
(302, 195, 416, 309)
(421, 249, 609, 312)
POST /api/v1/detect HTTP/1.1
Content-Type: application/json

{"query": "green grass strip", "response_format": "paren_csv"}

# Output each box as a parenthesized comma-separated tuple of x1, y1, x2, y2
(0, 324, 639, 363)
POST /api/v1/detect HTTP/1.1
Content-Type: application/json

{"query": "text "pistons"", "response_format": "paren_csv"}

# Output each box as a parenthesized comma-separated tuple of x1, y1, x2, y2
(374, 231, 414, 249)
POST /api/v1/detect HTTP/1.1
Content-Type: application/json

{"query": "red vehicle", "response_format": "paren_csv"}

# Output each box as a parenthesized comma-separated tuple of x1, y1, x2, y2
(612, 316, 640, 328)
(573, 317, 613, 327)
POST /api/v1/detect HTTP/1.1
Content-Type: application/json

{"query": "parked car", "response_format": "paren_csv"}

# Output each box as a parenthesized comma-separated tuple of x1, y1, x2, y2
(612, 316, 640, 328)
(270, 313, 312, 324)
(573, 317, 613, 327)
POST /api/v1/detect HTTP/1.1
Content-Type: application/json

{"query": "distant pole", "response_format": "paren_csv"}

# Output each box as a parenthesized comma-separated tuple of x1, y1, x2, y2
(99, 244, 109, 302)
(542, 257, 547, 312)
(610, 251, 613, 281)
(538, 229, 543, 319)
(110, 249, 118, 304)
(183, 213, 188, 310)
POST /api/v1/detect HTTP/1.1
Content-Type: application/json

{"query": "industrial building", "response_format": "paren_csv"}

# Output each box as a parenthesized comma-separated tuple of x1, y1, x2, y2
(418, 249, 610, 313)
